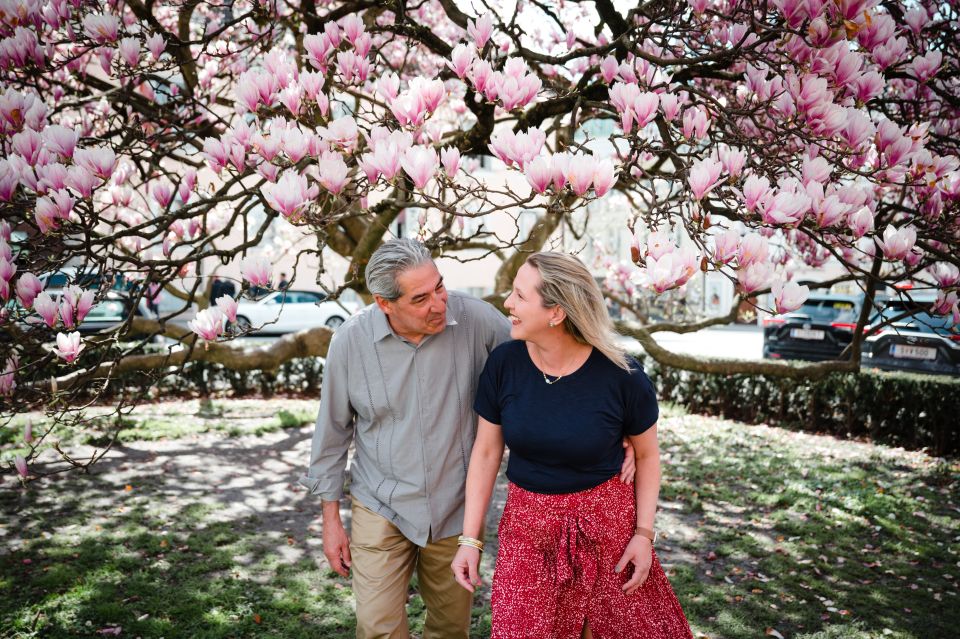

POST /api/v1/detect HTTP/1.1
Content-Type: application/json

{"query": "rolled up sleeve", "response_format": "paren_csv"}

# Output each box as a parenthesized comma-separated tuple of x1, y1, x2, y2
(299, 332, 355, 500)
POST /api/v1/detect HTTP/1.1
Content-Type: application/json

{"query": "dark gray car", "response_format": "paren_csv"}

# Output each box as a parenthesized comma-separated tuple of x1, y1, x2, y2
(863, 298, 960, 376)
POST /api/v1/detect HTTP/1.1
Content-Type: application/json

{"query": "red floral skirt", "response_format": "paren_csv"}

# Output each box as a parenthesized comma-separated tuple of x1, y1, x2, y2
(491, 476, 693, 639)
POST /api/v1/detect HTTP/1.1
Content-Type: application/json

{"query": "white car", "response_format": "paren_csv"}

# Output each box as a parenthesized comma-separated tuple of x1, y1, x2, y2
(234, 289, 359, 334)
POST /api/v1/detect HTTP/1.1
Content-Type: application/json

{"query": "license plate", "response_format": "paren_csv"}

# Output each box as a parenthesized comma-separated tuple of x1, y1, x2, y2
(891, 344, 937, 360)
(790, 329, 824, 340)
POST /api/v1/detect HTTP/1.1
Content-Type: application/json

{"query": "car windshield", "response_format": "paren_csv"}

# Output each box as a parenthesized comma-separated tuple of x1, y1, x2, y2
(786, 299, 858, 323)
(84, 300, 128, 321)
(875, 302, 958, 334)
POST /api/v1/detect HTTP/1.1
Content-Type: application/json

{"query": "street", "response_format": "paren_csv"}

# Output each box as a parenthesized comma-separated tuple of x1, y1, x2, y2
(618, 324, 764, 361)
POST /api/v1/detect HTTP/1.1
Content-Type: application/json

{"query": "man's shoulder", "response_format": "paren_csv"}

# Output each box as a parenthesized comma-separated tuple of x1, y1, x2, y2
(329, 303, 377, 344)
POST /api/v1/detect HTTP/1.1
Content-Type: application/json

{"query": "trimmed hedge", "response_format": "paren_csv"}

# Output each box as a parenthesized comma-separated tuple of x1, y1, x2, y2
(642, 356, 960, 457)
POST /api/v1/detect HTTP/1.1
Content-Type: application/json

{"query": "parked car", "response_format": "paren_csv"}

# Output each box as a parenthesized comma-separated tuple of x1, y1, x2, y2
(235, 289, 359, 334)
(863, 297, 960, 376)
(74, 292, 158, 336)
(762, 294, 862, 362)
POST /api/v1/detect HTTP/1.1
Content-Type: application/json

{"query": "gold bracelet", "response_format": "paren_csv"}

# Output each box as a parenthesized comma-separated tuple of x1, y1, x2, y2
(457, 535, 484, 552)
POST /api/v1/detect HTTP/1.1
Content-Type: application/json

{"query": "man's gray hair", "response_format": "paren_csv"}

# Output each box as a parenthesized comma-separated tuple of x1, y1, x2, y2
(365, 239, 433, 300)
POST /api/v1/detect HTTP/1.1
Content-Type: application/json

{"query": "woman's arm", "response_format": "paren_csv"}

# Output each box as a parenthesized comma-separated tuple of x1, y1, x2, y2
(452, 416, 505, 592)
(615, 424, 661, 594)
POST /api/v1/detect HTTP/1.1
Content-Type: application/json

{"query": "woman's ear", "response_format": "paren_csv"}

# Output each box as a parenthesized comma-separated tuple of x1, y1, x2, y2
(550, 307, 566, 326)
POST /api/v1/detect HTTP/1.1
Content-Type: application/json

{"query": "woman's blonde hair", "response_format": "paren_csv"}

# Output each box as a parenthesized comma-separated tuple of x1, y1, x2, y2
(525, 252, 631, 371)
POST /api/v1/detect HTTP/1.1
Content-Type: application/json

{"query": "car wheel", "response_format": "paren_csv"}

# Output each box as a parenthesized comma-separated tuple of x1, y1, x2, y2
(236, 315, 253, 332)
(324, 316, 345, 330)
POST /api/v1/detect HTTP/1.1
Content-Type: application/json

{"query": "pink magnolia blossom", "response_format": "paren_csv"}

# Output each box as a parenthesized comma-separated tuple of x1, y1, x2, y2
(65, 165, 100, 198)
(645, 246, 698, 293)
(83, 14, 120, 43)
(0, 356, 16, 397)
(737, 261, 774, 294)
(525, 156, 552, 194)
(304, 33, 334, 70)
(215, 295, 238, 323)
(712, 228, 740, 264)
(33, 291, 58, 327)
(609, 83, 658, 133)
(281, 127, 310, 164)
(53, 331, 86, 363)
(37, 163, 68, 192)
(738, 233, 769, 267)
(262, 170, 318, 220)
(467, 13, 494, 49)
(150, 178, 175, 209)
(851, 71, 884, 103)
(340, 14, 365, 43)
(0, 160, 18, 201)
(440, 147, 461, 178)
(146, 33, 165, 61)
(812, 193, 847, 228)
(592, 158, 616, 197)
(488, 128, 545, 170)
(14, 455, 28, 478)
(401, 146, 439, 190)
(12, 128, 42, 165)
(42, 125, 77, 159)
(907, 51, 942, 84)
(933, 291, 959, 317)
(241, 256, 272, 287)
(929, 262, 960, 288)
(179, 168, 197, 204)
(318, 116, 359, 153)
(16, 273, 43, 308)
(118, 37, 139, 66)
(74, 147, 117, 180)
(875, 224, 917, 260)
(848, 206, 875, 238)
(448, 44, 474, 79)
(300, 71, 325, 101)
(659, 93, 681, 121)
(600, 55, 619, 84)
(316, 151, 350, 194)
(188, 308, 225, 342)
(717, 145, 746, 179)
(764, 186, 811, 226)
(279, 85, 303, 116)
(682, 106, 710, 140)
(688, 158, 723, 200)
(550, 152, 570, 191)
(772, 280, 810, 314)
(565, 154, 596, 196)
(644, 230, 675, 260)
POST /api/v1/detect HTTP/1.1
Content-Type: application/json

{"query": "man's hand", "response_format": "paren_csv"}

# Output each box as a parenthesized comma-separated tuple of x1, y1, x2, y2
(322, 500, 352, 577)
(619, 437, 636, 483)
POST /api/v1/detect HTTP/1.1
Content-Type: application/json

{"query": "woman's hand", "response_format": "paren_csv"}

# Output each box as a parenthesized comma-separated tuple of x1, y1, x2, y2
(451, 545, 483, 592)
(615, 535, 653, 595)
(619, 437, 636, 483)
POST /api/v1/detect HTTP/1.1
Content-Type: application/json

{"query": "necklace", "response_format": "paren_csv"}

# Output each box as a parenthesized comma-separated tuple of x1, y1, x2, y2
(532, 348, 577, 385)
(542, 370, 563, 385)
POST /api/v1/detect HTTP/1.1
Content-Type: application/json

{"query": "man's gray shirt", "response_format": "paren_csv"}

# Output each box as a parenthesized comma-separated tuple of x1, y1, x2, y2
(299, 291, 511, 546)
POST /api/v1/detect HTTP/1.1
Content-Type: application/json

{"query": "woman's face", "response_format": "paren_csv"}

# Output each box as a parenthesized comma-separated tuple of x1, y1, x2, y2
(504, 263, 559, 341)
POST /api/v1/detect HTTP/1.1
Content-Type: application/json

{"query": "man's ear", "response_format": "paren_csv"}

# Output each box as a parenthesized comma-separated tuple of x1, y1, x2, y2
(374, 295, 393, 315)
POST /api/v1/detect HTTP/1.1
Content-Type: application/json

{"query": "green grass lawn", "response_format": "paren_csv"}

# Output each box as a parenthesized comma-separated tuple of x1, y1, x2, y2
(1, 400, 957, 638)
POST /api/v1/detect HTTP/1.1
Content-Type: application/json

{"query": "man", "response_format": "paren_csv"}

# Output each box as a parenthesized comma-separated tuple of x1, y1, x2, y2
(299, 238, 511, 638)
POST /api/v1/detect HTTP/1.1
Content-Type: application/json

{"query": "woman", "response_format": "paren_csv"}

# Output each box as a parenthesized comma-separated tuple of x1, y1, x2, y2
(451, 252, 692, 639)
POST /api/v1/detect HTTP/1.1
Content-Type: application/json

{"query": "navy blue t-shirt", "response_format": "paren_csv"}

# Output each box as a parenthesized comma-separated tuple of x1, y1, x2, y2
(473, 340, 659, 494)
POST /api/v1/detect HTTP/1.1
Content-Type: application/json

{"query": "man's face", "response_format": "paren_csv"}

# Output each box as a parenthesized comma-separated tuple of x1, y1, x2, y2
(375, 262, 448, 344)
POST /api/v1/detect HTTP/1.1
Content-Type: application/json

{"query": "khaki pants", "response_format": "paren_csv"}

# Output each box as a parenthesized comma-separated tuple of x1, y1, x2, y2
(350, 498, 472, 639)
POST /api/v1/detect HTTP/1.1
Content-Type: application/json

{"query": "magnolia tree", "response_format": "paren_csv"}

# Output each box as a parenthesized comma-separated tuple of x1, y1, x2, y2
(1, 0, 959, 478)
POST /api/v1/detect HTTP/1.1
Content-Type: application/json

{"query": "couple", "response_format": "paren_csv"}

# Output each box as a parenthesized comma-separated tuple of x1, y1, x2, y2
(300, 239, 692, 639)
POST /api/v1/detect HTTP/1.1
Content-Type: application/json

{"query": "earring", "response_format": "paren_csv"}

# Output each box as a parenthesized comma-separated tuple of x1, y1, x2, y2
(548, 321, 555, 327)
